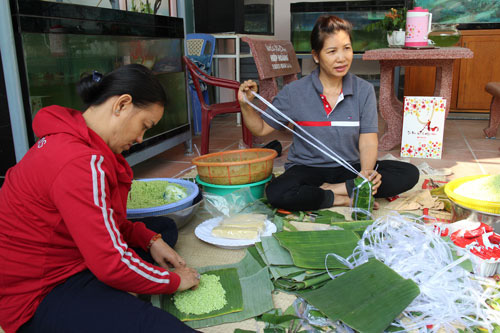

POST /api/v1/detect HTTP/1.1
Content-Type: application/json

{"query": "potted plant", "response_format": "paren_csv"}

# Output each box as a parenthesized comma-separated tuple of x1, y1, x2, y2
(366, 8, 407, 47)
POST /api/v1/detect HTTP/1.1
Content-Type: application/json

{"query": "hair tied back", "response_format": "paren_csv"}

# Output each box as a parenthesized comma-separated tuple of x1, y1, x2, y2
(92, 70, 103, 83)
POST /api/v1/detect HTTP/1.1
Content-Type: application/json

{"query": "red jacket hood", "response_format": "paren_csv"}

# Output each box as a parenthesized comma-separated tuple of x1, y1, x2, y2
(32, 105, 133, 184)
(33, 105, 91, 144)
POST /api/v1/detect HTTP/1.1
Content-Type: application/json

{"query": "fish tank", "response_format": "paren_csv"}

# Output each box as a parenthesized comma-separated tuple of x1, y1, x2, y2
(194, 0, 274, 35)
(414, 0, 500, 25)
(0, 57, 17, 184)
(9, 0, 191, 165)
(291, 1, 410, 53)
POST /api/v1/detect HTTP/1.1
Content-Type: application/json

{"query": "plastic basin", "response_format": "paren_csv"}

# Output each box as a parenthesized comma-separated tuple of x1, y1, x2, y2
(163, 192, 203, 229)
(195, 175, 272, 199)
(445, 175, 500, 233)
(444, 175, 500, 215)
(126, 178, 200, 219)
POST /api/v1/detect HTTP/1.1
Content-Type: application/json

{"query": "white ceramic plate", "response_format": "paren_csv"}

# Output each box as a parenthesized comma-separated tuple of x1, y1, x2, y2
(194, 216, 277, 249)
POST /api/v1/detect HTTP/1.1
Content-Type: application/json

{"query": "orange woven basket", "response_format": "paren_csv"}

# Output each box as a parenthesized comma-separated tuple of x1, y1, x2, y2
(192, 148, 277, 185)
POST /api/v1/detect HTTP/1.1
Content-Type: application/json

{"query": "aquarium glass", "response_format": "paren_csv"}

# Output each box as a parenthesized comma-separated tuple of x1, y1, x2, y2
(414, 0, 500, 24)
(243, 0, 274, 34)
(291, 11, 389, 53)
(21, 32, 187, 141)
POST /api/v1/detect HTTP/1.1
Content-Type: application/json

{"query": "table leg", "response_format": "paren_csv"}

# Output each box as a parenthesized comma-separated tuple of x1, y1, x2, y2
(378, 62, 403, 151)
(433, 60, 453, 118)
(484, 96, 500, 138)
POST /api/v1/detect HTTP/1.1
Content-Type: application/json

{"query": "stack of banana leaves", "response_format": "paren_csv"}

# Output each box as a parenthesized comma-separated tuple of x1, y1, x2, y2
(252, 219, 421, 332)
(253, 218, 375, 292)
(153, 249, 275, 329)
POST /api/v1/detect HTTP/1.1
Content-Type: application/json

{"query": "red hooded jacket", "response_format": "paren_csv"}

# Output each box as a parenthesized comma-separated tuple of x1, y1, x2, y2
(0, 106, 180, 332)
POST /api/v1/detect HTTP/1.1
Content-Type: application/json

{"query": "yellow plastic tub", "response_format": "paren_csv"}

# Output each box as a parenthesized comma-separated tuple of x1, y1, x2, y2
(444, 175, 500, 215)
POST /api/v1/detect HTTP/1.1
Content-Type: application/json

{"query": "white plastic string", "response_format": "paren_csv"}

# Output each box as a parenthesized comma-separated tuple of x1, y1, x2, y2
(193, 144, 201, 157)
(324, 252, 354, 280)
(245, 91, 365, 180)
(172, 165, 196, 179)
(325, 212, 500, 332)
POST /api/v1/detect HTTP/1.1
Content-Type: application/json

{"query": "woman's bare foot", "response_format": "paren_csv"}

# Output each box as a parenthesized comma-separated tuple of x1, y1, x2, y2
(320, 183, 348, 196)
(332, 194, 350, 207)
(321, 183, 380, 210)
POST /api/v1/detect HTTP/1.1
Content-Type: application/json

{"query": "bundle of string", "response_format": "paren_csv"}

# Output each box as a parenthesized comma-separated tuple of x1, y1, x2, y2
(244, 92, 372, 219)
(326, 212, 500, 332)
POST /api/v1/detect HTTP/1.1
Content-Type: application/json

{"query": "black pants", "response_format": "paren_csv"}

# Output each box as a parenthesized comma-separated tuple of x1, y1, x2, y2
(20, 217, 197, 333)
(266, 160, 419, 211)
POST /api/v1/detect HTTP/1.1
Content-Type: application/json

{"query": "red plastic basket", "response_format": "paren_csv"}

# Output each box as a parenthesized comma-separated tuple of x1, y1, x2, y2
(192, 148, 277, 185)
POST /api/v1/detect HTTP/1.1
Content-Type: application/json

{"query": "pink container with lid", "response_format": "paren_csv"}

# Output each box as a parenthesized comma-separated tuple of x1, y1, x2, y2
(405, 7, 433, 47)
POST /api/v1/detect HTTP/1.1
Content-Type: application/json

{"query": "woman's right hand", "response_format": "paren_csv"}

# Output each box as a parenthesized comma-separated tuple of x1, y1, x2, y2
(175, 266, 200, 291)
(238, 80, 258, 105)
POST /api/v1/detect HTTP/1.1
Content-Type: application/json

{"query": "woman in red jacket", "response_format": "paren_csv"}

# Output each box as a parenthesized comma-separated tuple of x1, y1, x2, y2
(0, 64, 200, 332)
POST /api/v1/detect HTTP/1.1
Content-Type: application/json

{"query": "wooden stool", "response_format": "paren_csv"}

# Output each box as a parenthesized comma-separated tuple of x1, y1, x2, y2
(484, 82, 500, 138)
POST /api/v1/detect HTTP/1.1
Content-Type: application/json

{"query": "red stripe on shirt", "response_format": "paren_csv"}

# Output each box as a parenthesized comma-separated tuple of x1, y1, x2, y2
(296, 121, 332, 127)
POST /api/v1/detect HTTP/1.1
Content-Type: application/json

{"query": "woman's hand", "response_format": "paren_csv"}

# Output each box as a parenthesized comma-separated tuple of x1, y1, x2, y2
(175, 266, 201, 291)
(360, 169, 382, 195)
(150, 238, 186, 269)
(238, 80, 258, 105)
(150, 238, 201, 291)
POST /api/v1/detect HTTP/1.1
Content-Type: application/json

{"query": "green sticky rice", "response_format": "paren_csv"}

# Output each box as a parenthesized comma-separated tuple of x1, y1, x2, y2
(127, 180, 188, 209)
(173, 274, 227, 315)
(454, 174, 500, 202)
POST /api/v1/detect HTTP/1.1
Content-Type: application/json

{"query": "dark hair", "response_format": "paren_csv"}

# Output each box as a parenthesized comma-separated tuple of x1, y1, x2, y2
(310, 15, 353, 55)
(77, 64, 167, 110)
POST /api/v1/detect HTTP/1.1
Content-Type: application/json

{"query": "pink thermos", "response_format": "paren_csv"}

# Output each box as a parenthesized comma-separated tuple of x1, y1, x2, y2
(405, 7, 432, 47)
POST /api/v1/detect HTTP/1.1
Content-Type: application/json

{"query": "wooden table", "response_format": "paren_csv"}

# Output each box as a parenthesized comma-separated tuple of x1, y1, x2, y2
(363, 47, 473, 151)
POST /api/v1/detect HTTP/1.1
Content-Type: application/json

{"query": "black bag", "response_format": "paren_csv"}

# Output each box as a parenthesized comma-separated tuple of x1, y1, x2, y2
(263, 139, 282, 157)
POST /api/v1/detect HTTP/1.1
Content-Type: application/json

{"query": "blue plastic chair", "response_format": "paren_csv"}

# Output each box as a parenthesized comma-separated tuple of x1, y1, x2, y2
(186, 33, 216, 135)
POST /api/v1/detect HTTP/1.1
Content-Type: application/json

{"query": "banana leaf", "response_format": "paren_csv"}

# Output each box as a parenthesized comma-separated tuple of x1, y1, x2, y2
(351, 177, 374, 221)
(274, 230, 360, 269)
(163, 249, 274, 329)
(298, 259, 420, 333)
(188, 266, 274, 328)
(311, 210, 346, 224)
(254, 241, 270, 266)
(287, 272, 331, 289)
(272, 215, 284, 232)
(274, 277, 329, 291)
(261, 236, 294, 266)
(269, 265, 305, 280)
(282, 219, 298, 231)
(330, 220, 374, 232)
(274, 278, 299, 290)
(162, 268, 243, 321)
(284, 268, 332, 282)
(246, 245, 267, 269)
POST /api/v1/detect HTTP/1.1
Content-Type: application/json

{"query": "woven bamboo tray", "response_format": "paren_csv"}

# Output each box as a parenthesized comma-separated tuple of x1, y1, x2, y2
(192, 148, 277, 185)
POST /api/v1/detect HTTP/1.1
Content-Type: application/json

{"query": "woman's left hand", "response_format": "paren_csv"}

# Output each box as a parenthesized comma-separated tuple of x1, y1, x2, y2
(360, 169, 382, 195)
(150, 238, 186, 269)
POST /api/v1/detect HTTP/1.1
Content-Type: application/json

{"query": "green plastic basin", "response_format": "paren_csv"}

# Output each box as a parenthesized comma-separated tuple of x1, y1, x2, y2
(195, 175, 272, 199)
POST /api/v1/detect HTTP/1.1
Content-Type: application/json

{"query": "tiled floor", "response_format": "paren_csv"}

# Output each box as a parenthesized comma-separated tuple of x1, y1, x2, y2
(133, 113, 500, 181)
